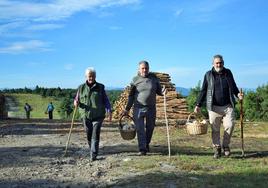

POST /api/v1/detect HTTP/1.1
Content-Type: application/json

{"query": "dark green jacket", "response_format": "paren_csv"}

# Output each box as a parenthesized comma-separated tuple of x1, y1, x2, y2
(77, 82, 106, 120)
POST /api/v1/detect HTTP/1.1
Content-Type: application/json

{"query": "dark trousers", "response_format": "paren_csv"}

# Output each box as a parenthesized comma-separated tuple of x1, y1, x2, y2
(26, 111, 30, 119)
(48, 111, 53, 119)
(133, 106, 156, 152)
(82, 118, 104, 158)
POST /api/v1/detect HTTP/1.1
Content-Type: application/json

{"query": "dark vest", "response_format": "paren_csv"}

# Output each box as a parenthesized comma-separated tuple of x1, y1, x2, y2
(205, 68, 237, 110)
(78, 82, 106, 120)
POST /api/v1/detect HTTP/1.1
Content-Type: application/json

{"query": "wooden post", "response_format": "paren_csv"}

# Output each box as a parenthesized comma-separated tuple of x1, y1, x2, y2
(240, 88, 245, 157)
(164, 92, 171, 159)
(63, 106, 78, 157)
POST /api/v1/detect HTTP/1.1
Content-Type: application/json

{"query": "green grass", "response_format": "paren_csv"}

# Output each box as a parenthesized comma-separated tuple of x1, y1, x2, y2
(113, 122, 268, 187)
(5, 93, 62, 119)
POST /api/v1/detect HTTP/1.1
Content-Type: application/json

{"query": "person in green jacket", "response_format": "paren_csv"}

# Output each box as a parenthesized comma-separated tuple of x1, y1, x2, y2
(74, 67, 112, 161)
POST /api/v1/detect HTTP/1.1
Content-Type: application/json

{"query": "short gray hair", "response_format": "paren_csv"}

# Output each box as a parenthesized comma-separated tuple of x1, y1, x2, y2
(213, 54, 224, 64)
(85, 67, 96, 76)
(139, 60, 149, 67)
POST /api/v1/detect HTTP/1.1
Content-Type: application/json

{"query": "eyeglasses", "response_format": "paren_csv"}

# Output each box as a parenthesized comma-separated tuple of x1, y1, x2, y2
(215, 61, 223, 64)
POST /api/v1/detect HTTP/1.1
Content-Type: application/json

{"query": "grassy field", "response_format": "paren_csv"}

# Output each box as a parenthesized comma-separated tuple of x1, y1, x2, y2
(5, 93, 62, 119)
(116, 122, 268, 187)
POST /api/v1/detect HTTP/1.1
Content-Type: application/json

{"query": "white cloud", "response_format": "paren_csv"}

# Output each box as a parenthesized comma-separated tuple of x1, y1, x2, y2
(26, 23, 64, 31)
(100, 0, 141, 8)
(0, 40, 52, 54)
(0, 21, 26, 35)
(0, 0, 141, 51)
(0, 0, 141, 21)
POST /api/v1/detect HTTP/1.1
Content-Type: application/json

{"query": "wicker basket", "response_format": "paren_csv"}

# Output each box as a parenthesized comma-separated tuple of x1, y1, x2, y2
(119, 114, 136, 140)
(186, 113, 208, 135)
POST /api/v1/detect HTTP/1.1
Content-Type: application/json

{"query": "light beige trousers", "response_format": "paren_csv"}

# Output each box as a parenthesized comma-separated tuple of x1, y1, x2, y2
(208, 105, 235, 148)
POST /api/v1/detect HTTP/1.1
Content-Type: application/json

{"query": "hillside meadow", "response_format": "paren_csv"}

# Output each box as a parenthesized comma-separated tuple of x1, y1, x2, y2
(5, 93, 62, 119)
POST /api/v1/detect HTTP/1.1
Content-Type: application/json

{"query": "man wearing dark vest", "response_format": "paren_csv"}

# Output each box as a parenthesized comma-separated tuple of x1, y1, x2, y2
(24, 102, 32, 119)
(74, 67, 112, 161)
(194, 54, 243, 159)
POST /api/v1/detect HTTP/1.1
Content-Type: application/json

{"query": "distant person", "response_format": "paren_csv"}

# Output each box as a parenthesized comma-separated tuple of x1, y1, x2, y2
(194, 54, 243, 159)
(46, 102, 54, 119)
(121, 61, 166, 156)
(24, 103, 32, 119)
(74, 67, 112, 161)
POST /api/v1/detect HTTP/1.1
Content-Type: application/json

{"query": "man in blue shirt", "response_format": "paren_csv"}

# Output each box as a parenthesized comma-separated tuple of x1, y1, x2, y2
(47, 102, 54, 119)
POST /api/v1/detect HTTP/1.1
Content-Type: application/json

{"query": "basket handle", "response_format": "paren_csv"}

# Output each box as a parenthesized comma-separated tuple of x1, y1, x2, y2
(186, 112, 205, 123)
(119, 114, 134, 129)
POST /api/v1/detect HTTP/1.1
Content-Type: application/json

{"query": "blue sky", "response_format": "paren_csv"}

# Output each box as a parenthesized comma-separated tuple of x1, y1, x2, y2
(1, 0, 268, 89)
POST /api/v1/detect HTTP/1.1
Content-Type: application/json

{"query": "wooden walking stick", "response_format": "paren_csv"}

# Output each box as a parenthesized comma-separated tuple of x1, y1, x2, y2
(163, 91, 171, 159)
(239, 88, 245, 157)
(63, 106, 78, 157)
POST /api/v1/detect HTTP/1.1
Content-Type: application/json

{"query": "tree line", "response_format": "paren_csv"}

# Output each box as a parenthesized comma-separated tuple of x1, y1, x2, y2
(186, 83, 268, 121)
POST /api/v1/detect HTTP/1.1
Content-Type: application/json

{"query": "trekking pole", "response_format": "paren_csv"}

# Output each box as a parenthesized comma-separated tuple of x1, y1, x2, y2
(239, 88, 245, 157)
(163, 90, 171, 159)
(63, 106, 78, 157)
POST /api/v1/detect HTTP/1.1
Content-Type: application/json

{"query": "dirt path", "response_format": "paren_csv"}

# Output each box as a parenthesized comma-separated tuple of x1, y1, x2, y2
(0, 119, 172, 188)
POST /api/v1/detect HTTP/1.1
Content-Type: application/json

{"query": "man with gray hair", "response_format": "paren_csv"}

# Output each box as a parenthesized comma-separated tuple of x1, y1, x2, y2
(194, 54, 243, 159)
(74, 67, 112, 161)
(122, 61, 166, 155)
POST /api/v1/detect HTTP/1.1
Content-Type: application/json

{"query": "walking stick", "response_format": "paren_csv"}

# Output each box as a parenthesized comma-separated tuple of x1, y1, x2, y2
(239, 88, 245, 157)
(63, 106, 78, 157)
(163, 91, 171, 159)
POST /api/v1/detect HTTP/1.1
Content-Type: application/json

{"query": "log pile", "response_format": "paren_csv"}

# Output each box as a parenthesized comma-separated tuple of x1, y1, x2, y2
(112, 72, 190, 125)
(0, 94, 7, 119)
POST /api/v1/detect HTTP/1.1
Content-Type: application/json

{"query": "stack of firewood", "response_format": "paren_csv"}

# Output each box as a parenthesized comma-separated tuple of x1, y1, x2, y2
(112, 72, 190, 125)
(113, 86, 133, 119)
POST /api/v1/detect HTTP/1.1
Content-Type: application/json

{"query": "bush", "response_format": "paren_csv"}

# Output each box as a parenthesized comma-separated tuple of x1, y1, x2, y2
(186, 81, 208, 118)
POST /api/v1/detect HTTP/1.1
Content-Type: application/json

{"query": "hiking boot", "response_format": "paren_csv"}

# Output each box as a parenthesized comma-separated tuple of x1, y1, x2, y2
(213, 147, 222, 159)
(223, 147, 231, 157)
(90, 156, 97, 162)
(90, 153, 97, 162)
(138, 151, 147, 156)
